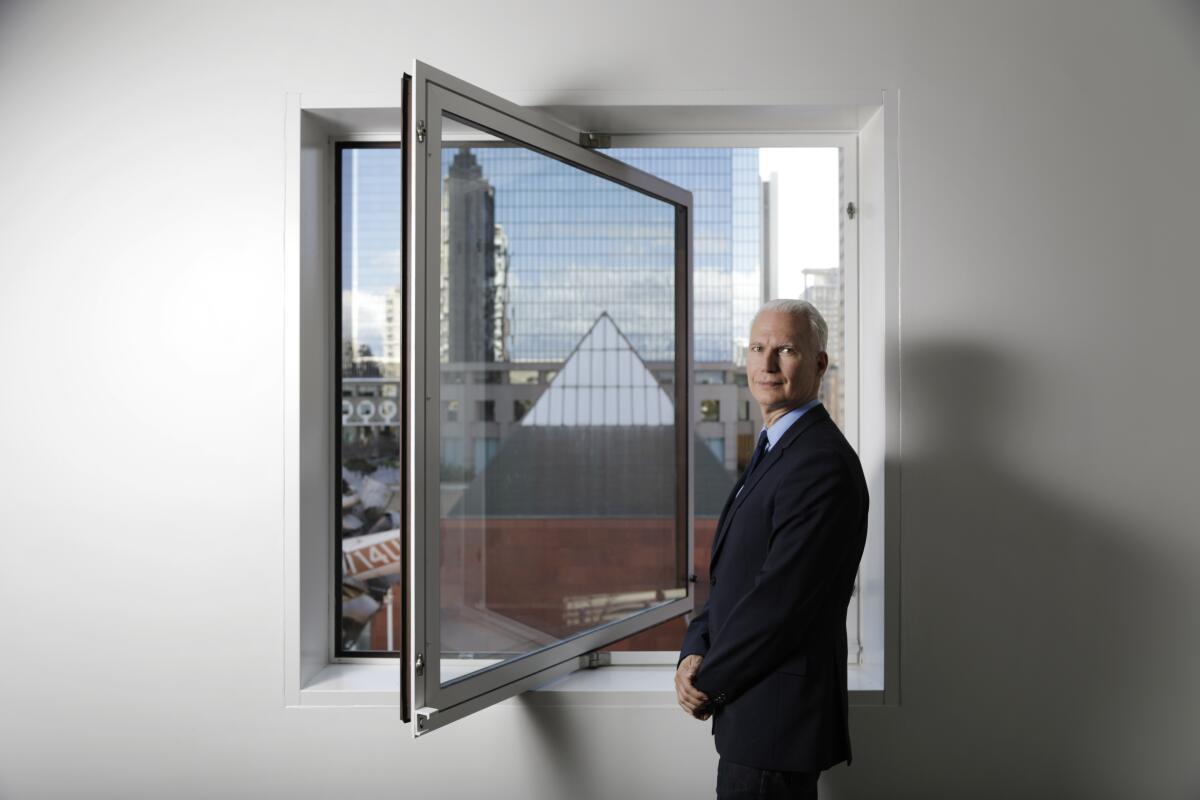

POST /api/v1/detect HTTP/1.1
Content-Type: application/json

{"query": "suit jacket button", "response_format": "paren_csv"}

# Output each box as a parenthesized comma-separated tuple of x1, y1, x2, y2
(709, 575, 717, 586)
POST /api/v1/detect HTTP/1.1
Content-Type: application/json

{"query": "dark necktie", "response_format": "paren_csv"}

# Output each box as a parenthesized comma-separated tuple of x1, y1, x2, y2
(742, 429, 770, 485)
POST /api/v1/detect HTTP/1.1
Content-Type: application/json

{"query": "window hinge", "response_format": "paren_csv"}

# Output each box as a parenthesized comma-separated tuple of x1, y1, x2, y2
(415, 652, 425, 676)
(416, 120, 426, 143)
(846, 201, 857, 220)
(578, 132, 611, 149)
(580, 651, 611, 669)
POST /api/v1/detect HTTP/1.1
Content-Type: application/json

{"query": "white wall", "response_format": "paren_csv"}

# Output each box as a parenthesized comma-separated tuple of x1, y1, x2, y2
(2, 1, 1199, 798)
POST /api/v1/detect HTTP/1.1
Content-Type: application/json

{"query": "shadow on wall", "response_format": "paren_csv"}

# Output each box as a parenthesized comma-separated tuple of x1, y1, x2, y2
(481, 340, 1198, 800)
(822, 340, 1197, 800)
(1166, 0, 1200, 65)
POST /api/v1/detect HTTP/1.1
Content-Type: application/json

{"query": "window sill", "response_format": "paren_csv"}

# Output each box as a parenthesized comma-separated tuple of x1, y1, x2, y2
(292, 661, 884, 709)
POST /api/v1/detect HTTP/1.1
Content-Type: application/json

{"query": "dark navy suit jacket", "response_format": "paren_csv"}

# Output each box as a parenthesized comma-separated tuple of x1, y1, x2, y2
(680, 404, 868, 772)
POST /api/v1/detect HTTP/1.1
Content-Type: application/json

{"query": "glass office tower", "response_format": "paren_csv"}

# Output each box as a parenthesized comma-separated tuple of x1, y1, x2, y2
(441, 147, 762, 365)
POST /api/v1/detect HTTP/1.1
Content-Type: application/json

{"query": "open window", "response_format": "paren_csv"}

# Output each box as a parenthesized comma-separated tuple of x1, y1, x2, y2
(403, 62, 695, 734)
(300, 71, 894, 723)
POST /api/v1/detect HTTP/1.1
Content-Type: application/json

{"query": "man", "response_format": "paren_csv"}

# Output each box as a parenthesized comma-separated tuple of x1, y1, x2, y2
(676, 299, 869, 799)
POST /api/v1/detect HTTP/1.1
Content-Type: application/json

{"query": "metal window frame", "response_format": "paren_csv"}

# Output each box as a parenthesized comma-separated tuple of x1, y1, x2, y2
(408, 62, 695, 735)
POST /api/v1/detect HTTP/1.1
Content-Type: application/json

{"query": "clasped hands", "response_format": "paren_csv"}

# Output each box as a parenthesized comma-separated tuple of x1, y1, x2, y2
(674, 654, 712, 720)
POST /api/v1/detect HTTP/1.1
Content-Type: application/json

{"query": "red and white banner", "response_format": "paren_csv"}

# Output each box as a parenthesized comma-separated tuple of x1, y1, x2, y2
(342, 528, 402, 580)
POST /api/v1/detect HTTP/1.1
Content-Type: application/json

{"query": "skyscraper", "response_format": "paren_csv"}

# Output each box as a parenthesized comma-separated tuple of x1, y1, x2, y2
(442, 148, 506, 364)
(439, 146, 762, 367)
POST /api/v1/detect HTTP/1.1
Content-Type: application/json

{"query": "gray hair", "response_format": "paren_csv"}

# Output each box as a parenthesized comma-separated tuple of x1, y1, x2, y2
(754, 298, 828, 354)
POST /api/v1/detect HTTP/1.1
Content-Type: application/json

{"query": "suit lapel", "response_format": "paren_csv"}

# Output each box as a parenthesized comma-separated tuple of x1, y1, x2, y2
(709, 405, 830, 570)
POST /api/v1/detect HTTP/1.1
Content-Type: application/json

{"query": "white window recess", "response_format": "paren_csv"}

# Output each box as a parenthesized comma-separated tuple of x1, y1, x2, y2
(283, 65, 900, 731)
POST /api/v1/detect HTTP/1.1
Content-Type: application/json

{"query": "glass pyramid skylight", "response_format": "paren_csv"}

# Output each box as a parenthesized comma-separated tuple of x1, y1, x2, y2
(521, 313, 675, 427)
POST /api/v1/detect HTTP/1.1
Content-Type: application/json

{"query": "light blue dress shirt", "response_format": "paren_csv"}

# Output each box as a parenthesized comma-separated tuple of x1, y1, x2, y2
(762, 397, 822, 454)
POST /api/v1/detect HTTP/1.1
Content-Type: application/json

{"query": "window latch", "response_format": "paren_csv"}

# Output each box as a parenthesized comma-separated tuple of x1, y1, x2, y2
(578, 132, 611, 149)
(846, 201, 857, 220)
(416, 120, 427, 143)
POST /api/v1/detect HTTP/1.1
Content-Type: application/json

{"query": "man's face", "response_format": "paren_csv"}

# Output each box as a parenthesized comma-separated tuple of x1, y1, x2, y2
(747, 310, 828, 420)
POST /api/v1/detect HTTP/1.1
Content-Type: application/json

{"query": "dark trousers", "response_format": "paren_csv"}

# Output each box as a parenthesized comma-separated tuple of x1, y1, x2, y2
(716, 758, 820, 800)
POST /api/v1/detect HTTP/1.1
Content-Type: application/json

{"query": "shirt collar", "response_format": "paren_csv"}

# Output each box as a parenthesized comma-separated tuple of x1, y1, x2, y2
(762, 398, 821, 451)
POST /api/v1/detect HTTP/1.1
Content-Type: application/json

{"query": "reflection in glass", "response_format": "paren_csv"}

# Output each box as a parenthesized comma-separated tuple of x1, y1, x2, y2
(437, 118, 694, 684)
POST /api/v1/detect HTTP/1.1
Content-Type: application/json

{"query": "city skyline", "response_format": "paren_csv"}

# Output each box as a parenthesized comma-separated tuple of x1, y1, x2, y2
(344, 145, 843, 372)
(338, 141, 851, 654)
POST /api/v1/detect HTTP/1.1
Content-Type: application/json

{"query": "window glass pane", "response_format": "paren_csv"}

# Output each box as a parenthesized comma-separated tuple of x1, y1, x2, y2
(333, 140, 849, 659)
(602, 146, 847, 653)
(759, 148, 845, 431)
(337, 145, 403, 654)
(437, 117, 689, 684)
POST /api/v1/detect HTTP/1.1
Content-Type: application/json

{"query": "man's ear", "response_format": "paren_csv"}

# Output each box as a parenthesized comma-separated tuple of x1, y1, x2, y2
(817, 351, 829, 376)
